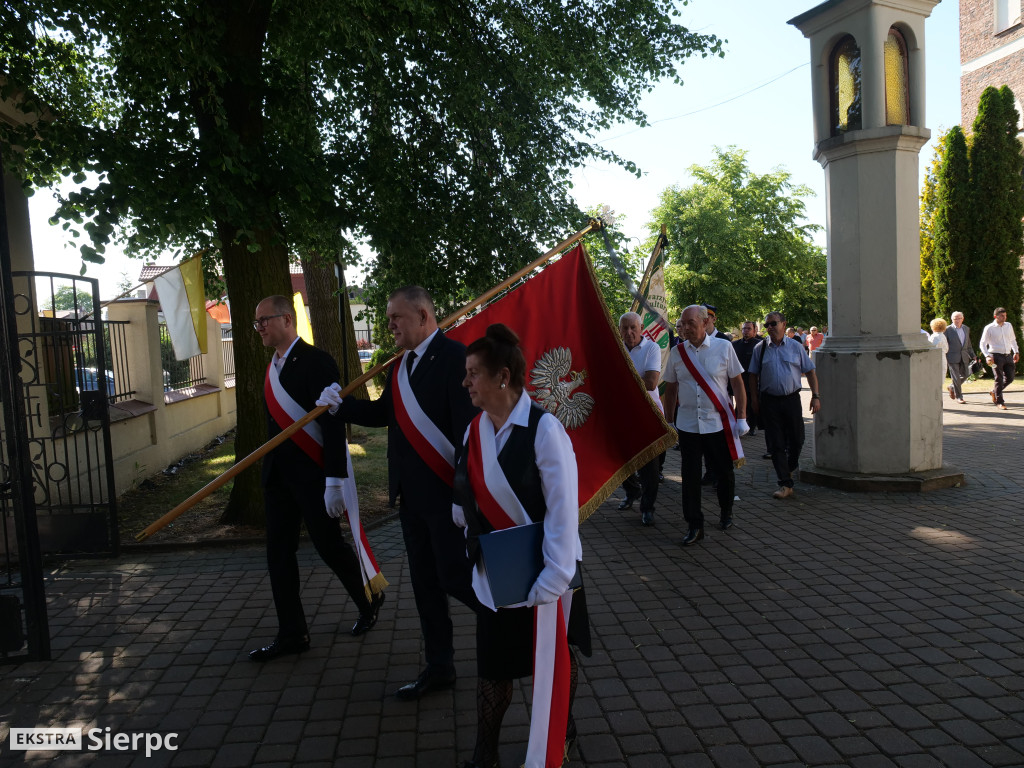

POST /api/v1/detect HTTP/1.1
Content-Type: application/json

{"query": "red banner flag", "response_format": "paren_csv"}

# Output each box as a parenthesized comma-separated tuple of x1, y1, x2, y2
(446, 244, 675, 520)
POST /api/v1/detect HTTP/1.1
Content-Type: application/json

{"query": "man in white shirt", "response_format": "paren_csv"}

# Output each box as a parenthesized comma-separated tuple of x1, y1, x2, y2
(662, 305, 748, 546)
(979, 306, 1020, 410)
(617, 312, 664, 526)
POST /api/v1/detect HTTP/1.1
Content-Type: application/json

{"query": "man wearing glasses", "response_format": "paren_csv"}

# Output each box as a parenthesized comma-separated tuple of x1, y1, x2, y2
(248, 295, 383, 662)
(747, 311, 820, 500)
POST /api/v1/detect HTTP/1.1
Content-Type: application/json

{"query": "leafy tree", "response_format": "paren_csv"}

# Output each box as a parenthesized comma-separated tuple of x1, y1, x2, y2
(45, 285, 94, 314)
(650, 147, 826, 331)
(919, 132, 944, 325)
(929, 127, 971, 324)
(1, 0, 721, 523)
(966, 86, 1024, 343)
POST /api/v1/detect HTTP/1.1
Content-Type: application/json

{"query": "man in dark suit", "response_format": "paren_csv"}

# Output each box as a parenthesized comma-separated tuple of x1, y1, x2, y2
(732, 321, 762, 437)
(944, 311, 976, 404)
(319, 286, 480, 700)
(248, 295, 382, 662)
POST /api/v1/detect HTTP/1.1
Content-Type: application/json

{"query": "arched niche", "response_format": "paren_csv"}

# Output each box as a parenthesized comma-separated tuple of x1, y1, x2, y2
(830, 35, 862, 135)
(884, 26, 910, 125)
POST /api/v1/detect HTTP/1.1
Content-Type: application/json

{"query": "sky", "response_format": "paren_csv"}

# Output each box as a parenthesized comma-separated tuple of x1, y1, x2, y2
(26, 0, 962, 299)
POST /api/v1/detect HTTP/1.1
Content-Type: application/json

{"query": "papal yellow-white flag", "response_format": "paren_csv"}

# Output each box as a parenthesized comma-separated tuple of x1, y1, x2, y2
(155, 255, 207, 361)
(293, 292, 314, 345)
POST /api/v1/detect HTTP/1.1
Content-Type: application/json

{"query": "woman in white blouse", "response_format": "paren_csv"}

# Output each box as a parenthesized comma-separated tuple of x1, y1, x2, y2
(929, 318, 950, 390)
(452, 323, 590, 768)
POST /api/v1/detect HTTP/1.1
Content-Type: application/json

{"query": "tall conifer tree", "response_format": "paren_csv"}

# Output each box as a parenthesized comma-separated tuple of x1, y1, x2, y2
(931, 127, 970, 322)
(967, 86, 1024, 339)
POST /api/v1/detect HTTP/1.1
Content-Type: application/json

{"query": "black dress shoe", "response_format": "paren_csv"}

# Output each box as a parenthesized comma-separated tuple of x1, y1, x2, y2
(719, 516, 733, 531)
(762, 452, 773, 460)
(395, 666, 456, 700)
(248, 634, 310, 662)
(351, 591, 385, 636)
(681, 527, 704, 546)
(641, 509, 654, 526)
(617, 496, 635, 511)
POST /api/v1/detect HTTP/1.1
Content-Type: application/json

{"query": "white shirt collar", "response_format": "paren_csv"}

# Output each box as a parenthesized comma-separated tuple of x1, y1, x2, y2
(411, 328, 439, 359)
(493, 389, 533, 446)
(274, 336, 301, 368)
(685, 333, 710, 352)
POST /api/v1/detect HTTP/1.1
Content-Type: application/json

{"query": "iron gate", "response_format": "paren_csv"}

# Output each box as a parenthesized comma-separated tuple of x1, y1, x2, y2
(1, 272, 119, 562)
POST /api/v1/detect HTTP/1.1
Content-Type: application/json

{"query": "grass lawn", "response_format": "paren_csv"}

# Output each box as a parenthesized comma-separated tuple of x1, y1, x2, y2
(119, 419, 393, 547)
(945, 373, 1021, 395)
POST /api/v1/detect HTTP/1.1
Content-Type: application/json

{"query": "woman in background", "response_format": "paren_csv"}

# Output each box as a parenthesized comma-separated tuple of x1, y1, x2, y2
(929, 318, 950, 391)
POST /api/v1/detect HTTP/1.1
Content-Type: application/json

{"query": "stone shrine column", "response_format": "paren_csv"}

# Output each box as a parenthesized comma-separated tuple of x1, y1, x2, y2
(790, 0, 960, 487)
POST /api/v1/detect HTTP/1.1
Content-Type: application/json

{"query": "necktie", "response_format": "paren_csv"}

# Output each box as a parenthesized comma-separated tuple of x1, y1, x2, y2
(406, 351, 417, 375)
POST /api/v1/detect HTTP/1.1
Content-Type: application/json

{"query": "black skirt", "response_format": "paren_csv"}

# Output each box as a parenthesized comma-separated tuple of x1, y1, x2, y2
(476, 583, 592, 680)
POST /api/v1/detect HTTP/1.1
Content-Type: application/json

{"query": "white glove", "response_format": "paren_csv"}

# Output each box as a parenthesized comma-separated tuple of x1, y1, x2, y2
(452, 504, 467, 529)
(735, 418, 750, 437)
(324, 478, 346, 518)
(316, 382, 343, 414)
(526, 581, 562, 607)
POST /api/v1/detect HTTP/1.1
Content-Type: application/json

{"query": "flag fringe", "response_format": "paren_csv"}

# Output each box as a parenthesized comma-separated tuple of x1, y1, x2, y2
(364, 573, 389, 601)
(576, 244, 677, 524)
(579, 431, 676, 523)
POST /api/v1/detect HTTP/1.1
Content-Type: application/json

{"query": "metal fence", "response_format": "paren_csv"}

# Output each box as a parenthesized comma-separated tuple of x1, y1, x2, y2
(158, 324, 206, 389)
(221, 337, 235, 383)
(103, 319, 134, 401)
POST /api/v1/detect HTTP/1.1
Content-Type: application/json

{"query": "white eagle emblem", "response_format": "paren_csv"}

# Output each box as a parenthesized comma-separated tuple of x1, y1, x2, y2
(529, 347, 595, 430)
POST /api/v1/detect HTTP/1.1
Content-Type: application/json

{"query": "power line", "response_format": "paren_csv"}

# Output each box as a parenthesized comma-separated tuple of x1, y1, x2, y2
(600, 62, 809, 143)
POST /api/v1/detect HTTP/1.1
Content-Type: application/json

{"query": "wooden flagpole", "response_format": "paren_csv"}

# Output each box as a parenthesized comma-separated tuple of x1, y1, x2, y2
(135, 218, 603, 541)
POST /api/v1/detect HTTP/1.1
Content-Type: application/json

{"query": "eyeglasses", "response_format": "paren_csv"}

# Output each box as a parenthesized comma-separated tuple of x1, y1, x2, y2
(765, 320, 779, 328)
(252, 314, 285, 330)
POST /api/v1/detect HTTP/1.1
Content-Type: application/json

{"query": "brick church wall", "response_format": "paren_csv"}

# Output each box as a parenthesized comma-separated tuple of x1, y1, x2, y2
(961, 0, 1024, 127)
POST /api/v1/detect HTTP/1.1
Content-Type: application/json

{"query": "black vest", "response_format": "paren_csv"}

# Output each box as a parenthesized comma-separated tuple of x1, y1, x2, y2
(455, 404, 547, 563)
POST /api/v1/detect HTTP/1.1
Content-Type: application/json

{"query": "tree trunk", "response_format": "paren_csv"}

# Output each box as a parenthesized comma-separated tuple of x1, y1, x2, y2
(218, 230, 291, 525)
(187, 0, 289, 526)
(302, 252, 369, 401)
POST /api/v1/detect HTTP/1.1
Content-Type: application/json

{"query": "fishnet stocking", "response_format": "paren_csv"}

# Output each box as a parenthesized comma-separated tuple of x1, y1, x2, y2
(472, 677, 512, 768)
(566, 650, 579, 755)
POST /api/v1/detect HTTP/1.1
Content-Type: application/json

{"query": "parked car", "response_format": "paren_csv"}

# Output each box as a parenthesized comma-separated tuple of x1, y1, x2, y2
(76, 368, 115, 396)
(358, 349, 373, 363)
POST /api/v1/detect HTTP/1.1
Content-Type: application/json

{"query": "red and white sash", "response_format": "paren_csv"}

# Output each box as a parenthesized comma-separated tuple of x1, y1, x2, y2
(678, 342, 745, 466)
(265, 361, 387, 598)
(392, 353, 456, 486)
(466, 413, 572, 768)
(266, 359, 324, 466)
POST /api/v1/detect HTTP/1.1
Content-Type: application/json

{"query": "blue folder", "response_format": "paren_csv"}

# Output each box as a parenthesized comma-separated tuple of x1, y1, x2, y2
(477, 522, 581, 608)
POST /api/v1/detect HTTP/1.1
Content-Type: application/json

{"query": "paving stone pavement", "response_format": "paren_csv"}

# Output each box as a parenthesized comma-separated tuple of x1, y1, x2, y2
(2, 387, 1024, 767)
